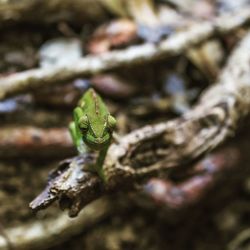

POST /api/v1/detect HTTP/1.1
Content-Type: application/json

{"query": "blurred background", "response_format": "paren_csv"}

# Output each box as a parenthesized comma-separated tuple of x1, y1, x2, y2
(0, 0, 250, 249)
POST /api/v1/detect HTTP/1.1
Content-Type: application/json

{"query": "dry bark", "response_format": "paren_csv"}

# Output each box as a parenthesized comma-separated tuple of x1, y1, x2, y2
(1, 7, 250, 100)
(30, 31, 250, 216)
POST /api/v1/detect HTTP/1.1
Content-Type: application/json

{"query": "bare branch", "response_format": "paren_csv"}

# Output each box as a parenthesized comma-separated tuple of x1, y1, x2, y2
(1, 8, 250, 100)
(30, 31, 250, 216)
(104, 29, 250, 183)
(30, 155, 104, 217)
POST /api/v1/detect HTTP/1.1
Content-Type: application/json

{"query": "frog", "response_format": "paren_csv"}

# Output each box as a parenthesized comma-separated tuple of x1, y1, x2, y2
(69, 88, 116, 181)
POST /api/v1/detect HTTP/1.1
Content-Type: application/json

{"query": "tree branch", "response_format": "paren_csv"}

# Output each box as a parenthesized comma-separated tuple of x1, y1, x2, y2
(104, 29, 250, 183)
(1, 8, 250, 100)
(30, 31, 250, 216)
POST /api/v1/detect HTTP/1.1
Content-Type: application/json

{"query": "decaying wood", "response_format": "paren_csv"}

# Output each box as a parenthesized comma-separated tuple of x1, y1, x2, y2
(0, 0, 107, 26)
(0, 126, 74, 158)
(1, 7, 250, 100)
(30, 31, 250, 216)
